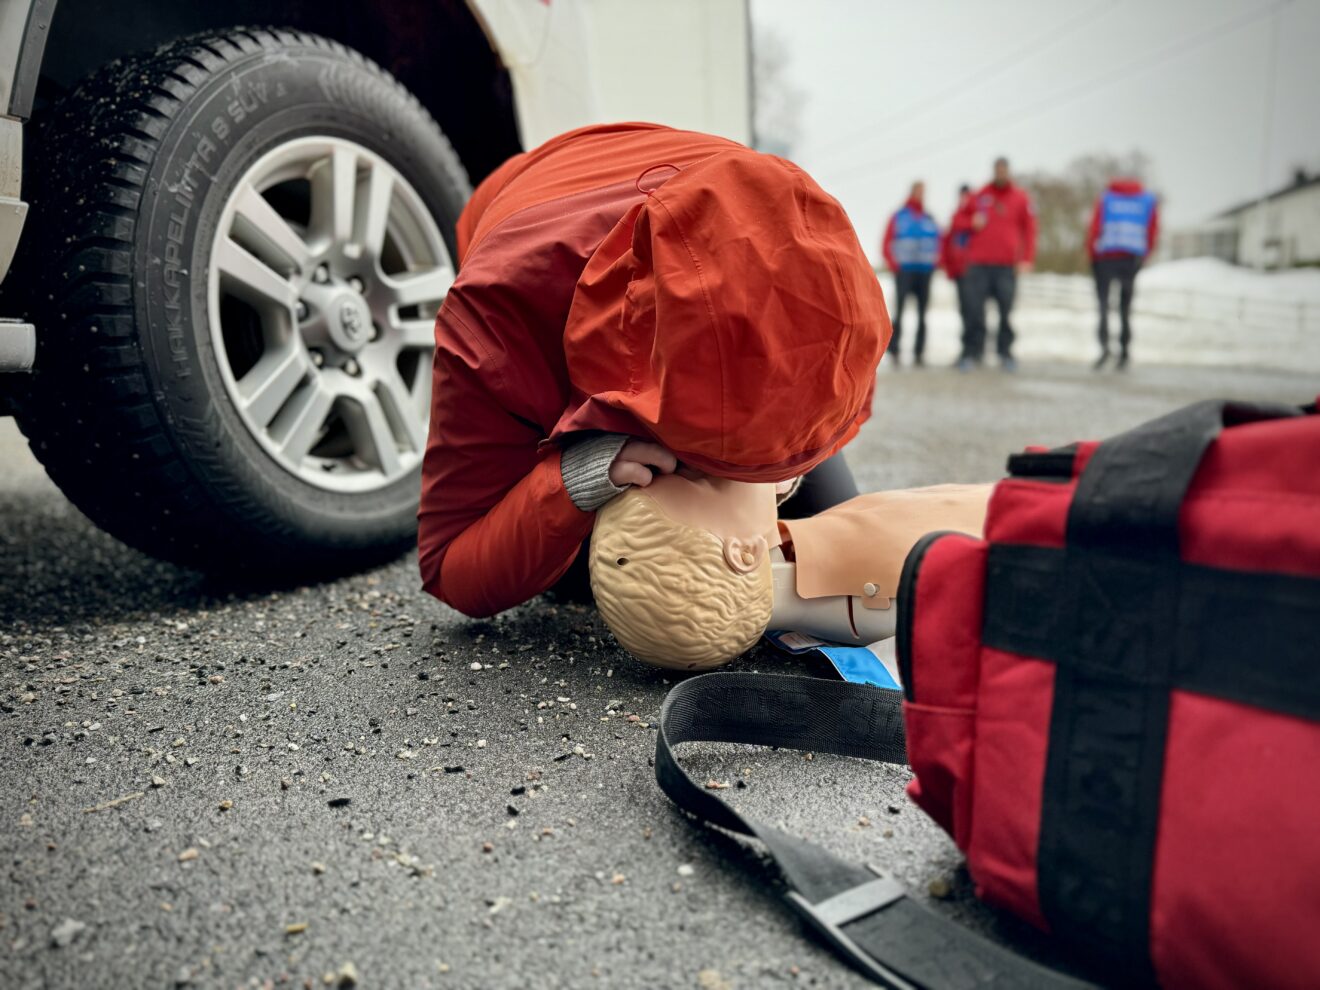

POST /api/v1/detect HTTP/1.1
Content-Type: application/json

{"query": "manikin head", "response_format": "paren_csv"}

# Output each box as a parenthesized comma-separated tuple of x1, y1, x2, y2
(589, 475, 779, 671)
(993, 156, 1011, 187)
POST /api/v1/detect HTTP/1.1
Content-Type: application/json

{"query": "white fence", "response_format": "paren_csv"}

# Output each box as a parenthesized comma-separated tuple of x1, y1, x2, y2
(877, 269, 1320, 372)
(1017, 273, 1313, 338)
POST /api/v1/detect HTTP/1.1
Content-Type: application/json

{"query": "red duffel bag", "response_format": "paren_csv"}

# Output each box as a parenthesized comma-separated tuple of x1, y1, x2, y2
(898, 398, 1320, 987)
(655, 398, 1320, 989)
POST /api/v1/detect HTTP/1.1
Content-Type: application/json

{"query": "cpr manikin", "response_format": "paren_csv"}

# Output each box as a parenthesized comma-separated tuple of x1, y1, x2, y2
(589, 474, 990, 670)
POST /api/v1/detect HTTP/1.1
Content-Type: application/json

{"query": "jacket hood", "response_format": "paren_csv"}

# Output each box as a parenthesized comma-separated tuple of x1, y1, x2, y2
(555, 149, 889, 482)
(1107, 178, 1145, 194)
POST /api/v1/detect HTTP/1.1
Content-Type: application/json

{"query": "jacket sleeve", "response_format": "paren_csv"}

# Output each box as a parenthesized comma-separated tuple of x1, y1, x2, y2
(454, 152, 526, 264)
(1147, 200, 1160, 257)
(418, 313, 594, 619)
(881, 214, 898, 272)
(1086, 199, 1103, 262)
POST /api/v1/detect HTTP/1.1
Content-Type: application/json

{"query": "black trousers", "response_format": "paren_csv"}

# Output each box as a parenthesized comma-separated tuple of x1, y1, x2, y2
(961, 264, 1016, 361)
(953, 276, 969, 341)
(776, 450, 859, 520)
(1093, 255, 1140, 355)
(547, 451, 859, 602)
(890, 269, 933, 358)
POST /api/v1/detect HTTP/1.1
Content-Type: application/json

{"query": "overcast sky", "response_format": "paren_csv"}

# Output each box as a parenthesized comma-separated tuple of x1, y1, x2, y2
(752, 0, 1320, 257)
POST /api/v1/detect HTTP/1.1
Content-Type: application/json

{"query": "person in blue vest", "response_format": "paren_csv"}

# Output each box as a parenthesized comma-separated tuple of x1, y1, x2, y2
(1086, 177, 1159, 370)
(881, 182, 941, 367)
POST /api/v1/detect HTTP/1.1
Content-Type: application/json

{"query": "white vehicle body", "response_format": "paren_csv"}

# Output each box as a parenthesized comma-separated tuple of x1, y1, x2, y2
(471, 0, 751, 148)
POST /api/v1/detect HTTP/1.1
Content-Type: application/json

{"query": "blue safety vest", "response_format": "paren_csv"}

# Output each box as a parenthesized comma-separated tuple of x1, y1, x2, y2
(891, 206, 940, 272)
(1095, 190, 1156, 256)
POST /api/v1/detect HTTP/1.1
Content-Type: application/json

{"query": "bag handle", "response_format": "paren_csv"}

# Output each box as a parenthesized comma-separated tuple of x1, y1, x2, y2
(656, 673, 1098, 989)
(1067, 399, 1302, 555)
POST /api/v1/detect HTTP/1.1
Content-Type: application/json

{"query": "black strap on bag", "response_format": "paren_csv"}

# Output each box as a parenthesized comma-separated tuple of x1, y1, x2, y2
(656, 672, 1098, 989)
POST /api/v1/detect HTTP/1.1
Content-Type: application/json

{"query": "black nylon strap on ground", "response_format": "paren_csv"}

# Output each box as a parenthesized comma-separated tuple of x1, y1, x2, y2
(656, 673, 1097, 989)
(1029, 399, 1305, 982)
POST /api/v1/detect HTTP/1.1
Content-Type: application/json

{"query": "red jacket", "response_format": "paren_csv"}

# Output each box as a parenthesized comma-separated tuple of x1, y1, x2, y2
(965, 181, 1037, 267)
(1087, 178, 1159, 261)
(941, 194, 975, 280)
(418, 123, 889, 618)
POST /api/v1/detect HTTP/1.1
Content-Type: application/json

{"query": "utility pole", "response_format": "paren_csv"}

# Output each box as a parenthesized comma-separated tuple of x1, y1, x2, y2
(1254, 1, 1287, 269)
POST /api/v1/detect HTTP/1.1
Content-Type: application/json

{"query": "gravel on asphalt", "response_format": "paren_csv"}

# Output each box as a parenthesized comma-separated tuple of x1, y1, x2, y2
(1, 360, 1313, 988)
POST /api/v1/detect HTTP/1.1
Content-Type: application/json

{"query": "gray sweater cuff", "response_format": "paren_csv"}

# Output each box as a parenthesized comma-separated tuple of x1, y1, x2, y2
(560, 434, 630, 512)
(776, 475, 804, 505)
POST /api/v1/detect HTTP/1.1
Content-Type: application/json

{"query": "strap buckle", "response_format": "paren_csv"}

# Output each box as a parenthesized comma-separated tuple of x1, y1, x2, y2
(785, 864, 917, 989)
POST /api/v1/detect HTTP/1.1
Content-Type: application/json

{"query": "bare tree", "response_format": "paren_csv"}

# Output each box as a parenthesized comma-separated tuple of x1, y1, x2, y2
(1021, 151, 1156, 273)
(752, 24, 806, 158)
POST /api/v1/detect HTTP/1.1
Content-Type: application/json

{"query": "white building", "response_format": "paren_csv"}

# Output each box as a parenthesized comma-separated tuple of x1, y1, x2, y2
(1164, 170, 1320, 269)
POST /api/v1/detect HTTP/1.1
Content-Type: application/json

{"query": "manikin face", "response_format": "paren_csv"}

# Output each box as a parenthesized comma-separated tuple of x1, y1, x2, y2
(642, 474, 779, 574)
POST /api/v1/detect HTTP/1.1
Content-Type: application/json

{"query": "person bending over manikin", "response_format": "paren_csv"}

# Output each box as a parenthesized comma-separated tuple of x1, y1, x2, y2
(589, 474, 989, 670)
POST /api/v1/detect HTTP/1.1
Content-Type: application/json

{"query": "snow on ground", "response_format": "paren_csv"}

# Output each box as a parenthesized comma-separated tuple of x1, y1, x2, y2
(1138, 257, 1320, 302)
(880, 259, 1320, 373)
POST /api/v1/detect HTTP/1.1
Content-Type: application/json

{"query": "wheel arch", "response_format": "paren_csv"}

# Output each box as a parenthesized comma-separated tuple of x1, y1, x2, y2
(19, 0, 522, 185)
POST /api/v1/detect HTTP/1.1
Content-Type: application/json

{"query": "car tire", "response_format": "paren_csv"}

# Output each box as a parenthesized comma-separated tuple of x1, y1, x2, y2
(7, 27, 469, 577)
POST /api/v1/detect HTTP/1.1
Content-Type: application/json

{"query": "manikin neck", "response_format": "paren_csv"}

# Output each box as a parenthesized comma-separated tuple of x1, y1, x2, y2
(767, 548, 896, 646)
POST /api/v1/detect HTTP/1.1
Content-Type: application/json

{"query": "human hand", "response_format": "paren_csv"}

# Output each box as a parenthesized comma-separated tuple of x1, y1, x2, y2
(609, 440, 677, 488)
(1016, 260, 1034, 275)
(971, 212, 987, 231)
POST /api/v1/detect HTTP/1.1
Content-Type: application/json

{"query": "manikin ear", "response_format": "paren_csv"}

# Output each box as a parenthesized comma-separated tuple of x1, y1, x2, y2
(722, 534, 768, 574)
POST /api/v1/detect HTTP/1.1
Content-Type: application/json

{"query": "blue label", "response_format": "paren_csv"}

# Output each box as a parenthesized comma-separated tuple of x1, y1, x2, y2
(818, 646, 901, 691)
(765, 630, 902, 692)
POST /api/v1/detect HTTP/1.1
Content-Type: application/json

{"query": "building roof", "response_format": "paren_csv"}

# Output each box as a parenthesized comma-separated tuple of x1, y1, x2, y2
(1219, 169, 1320, 218)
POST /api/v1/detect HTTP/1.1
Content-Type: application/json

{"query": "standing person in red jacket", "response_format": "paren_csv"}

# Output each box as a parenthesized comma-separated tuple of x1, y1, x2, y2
(1087, 177, 1159, 370)
(958, 157, 1037, 372)
(942, 183, 975, 348)
(881, 181, 941, 367)
(417, 123, 889, 619)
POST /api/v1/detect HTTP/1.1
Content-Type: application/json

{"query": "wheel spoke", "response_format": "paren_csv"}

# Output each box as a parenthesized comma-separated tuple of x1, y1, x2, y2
(239, 346, 307, 427)
(359, 162, 394, 259)
(231, 183, 311, 275)
(361, 395, 403, 476)
(392, 317, 436, 350)
(273, 381, 334, 464)
(376, 370, 428, 454)
(409, 358, 433, 423)
(310, 145, 359, 247)
(215, 237, 299, 311)
(383, 265, 454, 308)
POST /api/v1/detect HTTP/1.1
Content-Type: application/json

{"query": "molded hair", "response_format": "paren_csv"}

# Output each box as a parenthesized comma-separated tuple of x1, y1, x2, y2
(589, 488, 773, 671)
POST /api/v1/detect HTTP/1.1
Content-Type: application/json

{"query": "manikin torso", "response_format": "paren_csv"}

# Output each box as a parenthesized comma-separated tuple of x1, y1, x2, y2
(772, 485, 990, 643)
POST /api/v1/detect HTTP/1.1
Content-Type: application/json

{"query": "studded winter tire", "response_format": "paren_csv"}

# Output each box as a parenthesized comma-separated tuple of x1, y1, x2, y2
(8, 28, 469, 576)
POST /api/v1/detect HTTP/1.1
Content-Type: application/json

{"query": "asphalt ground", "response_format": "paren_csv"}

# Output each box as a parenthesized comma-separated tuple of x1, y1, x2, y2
(2, 357, 1315, 989)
